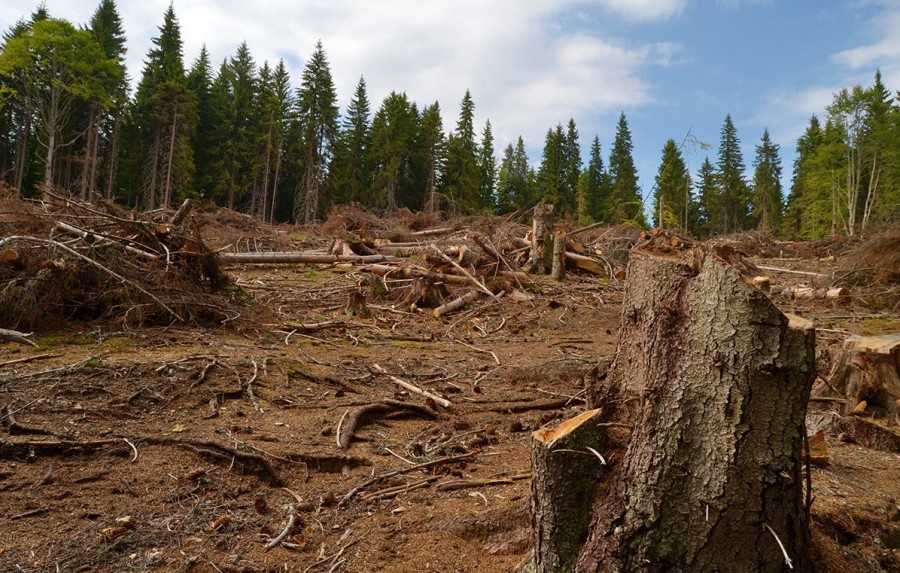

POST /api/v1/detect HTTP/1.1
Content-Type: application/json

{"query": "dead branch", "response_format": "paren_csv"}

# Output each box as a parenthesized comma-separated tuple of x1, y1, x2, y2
(218, 252, 398, 264)
(0, 236, 179, 320)
(339, 452, 476, 506)
(433, 290, 482, 318)
(0, 327, 38, 347)
(170, 198, 193, 226)
(336, 399, 438, 450)
(429, 244, 496, 298)
(0, 353, 62, 367)
(264, 504, 297, 551)
(372, 363, 452, 408)
(436, 474, 530, 491)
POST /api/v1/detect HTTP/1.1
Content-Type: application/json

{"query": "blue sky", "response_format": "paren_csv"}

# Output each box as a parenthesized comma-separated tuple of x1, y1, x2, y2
(2, 0, 899, 203)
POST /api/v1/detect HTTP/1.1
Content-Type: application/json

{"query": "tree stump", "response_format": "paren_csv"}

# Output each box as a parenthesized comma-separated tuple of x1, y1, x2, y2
(551, 229, 566, 281)
(531, 409, 605, 573)
(529, 204, 555, 274)
(572, 250, 815, 573)
(824, 334, 900, 422)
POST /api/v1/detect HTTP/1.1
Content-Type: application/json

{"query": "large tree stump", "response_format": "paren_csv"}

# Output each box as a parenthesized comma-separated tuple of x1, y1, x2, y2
(529, 204, 555, 274)
(531, 409, 605, 573)
(824, 335, 900, 422)
(572, 251, 815, 573)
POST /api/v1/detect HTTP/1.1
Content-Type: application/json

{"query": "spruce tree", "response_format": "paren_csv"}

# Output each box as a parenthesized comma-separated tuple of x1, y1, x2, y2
(653, 138, 691, 229)
(607, 112, 645, 226)
(695, 157, 716, 237)
(369, 91, 417, 213)
(536, 124, 567, 209)
(713, 114, 751, 233)
(293, 40, 339, 223)
(444, 90, 480, 214)
(333, 76, 372, 207)
(187, 45, 214, 198)
(751, 128, 783, 233)
(783, 115, 822, 238)
(478, 120, 497, 212)
(563, 118, 582, 215)
(415, 102, 446, 213)
(576, 135, 607, 224)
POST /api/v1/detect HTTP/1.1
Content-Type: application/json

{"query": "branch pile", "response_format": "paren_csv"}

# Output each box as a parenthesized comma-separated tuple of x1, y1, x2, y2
(0, 192, 235, 330)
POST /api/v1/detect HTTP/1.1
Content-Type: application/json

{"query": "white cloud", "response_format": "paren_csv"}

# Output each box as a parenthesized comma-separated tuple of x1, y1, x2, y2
(593, 0, 686, 21)
(832, 0, 900, 89)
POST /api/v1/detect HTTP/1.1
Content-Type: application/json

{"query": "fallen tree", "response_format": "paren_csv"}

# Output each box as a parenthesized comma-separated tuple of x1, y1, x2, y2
(528, 247, 816, 572)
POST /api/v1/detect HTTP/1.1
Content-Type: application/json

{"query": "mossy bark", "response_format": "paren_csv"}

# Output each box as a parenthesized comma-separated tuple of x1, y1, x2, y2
(576, 252, 816, 573)
(531, 409, 605, 573)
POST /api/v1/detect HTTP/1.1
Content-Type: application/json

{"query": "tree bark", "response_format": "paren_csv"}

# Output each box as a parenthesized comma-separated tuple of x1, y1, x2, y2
(551, 229, 566, 281)
(531, 409, 605, 573)
(574, 251, 815, 573)
(529, 204, 555, 274)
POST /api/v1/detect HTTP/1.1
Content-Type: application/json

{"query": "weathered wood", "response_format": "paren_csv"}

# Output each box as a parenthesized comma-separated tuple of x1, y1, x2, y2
(820, 334, 900, 424)
(550, 230, 566, 281)
(0, 328, 37, 347)
(838, 416, 900, 453)
(372, 363, 451, 408)
(564, 252, 608, 276)
(170, 198, 193, 226)
(218, 252, 397, 264)
(575, 251, 815, 573)
(432, 290, 482, 318)
(531, 409, 604, 573)
(529, 204, 555, 274)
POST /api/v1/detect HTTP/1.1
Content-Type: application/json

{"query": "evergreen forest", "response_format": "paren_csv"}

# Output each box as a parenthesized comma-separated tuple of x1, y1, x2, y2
(1, 2, 898, 238)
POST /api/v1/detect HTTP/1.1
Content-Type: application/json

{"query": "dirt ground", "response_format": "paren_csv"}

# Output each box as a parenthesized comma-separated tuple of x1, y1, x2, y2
(1, 219, 898, 573)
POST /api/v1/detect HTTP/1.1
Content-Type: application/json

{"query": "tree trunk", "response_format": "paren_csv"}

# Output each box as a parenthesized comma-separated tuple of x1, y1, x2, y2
(531, 409, 605, 573)
(551, 229, 566, 281)
(574, 251, 815, 573)
(529, 204, 555, 274)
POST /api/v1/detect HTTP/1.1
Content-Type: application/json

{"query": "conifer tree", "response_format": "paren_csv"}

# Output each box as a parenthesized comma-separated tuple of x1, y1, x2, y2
(563, 118, 582, 215)
(187, 45, 214, 198)
(576, 135, 607, 224)
(652, 138, 691, 229)
(123, 4, 196, 209)
(332, 76, 372, 207)
(478, 120, 497, 212)
(751, 129, 783, 233)
(607, 112, 645, 226)
(85, 0, 128, 200)
(369, 91, 416, 213)
(536, 124, 566, 209)
(496, 136, 531, 213)
(695, 157, 717, 236)
(416, 102, 446, 214)
(444, 90, 480, 213)
(783, 115, 822, 238)
(293, 40, 339, 223)
(712, 114, 751, 233)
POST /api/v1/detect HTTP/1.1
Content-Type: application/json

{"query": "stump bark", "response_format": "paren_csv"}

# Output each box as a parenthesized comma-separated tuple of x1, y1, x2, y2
(531, 409, 605, 573)
(824, 334, 900, 423)
(529, 204, 555, 274)
(572, 251, 815, 573)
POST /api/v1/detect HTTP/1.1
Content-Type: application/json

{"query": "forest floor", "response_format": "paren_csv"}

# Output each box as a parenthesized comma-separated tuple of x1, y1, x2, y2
(1, 211, 898, 573)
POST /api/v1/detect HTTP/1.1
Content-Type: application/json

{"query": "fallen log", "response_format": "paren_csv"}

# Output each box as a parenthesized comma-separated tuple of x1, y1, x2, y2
(0, 328, 38, 347)
(433, 290, 482, 318)
(564, 252, 608, 276)
(218, 252, 398, 264)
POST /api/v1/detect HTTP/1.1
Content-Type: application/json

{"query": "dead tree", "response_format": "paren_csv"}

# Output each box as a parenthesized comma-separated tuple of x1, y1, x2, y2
(529, 204, 555, 274)
(532, 250, 816, 572)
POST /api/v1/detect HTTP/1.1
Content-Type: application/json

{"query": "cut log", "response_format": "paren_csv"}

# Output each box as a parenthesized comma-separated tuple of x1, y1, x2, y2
(529, 204, 555, 274)
(550, 229, 566, 281)
(806, 429, 829, 466)
(432, 290, 482, 318)
(170, 198, 193, 226)
(531, 409, 605, 573)
(218, 252, 397, 265)
(0, 328, 38, 347)
(820, 334, 900, 424)
(564, 252, 608, 276)
(573, 250, 815, 572)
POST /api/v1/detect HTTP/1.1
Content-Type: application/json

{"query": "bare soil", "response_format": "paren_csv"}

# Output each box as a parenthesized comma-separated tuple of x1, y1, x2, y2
(1, 220, 898, 573)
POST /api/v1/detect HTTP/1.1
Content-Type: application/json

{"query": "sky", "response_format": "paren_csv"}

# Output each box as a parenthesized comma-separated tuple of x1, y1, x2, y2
(2, 0, 899, 203)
